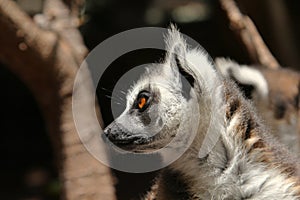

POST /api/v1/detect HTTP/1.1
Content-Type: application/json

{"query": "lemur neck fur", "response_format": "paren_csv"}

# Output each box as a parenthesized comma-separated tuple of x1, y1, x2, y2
(157, 81, 300, 199)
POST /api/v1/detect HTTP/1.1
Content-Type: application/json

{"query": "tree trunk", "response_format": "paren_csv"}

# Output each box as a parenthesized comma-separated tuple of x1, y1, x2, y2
(0, 0, 116, 199)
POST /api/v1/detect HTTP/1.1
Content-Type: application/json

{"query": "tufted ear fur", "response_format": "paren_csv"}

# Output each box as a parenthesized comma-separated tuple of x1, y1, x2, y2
(165, 27, 195, 99)
(163, 25, 222, 104)
(215, 57, 268, 100)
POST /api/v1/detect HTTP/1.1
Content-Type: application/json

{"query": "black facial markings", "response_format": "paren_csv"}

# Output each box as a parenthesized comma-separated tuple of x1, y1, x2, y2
(104, 122, 151, 147)
(132, 90, 151, 112)
(104, 122, 129, 142)
(138, 90, 161, 126)
(140, 112, 151, 126)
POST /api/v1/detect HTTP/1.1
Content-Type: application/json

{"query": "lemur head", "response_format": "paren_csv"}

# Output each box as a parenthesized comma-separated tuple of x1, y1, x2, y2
(104, 27, 222, 153)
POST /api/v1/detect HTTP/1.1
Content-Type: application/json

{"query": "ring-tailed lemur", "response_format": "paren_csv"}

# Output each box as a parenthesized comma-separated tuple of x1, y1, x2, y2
(104, 26, 300, 199)
(215, 58, 300, 155)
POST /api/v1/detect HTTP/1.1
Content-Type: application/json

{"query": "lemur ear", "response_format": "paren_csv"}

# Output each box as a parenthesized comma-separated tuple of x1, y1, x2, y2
(165, 25, 195, 88)
(170, 43, 195, 88)
(169, 43, 187, 78)
(168, 43, 195, 99)
(215, 58, 268, 99)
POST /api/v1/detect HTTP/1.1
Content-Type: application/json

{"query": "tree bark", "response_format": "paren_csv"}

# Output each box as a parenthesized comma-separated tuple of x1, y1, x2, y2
(219, 0, 280, 69)
(0, 0, 116, 199)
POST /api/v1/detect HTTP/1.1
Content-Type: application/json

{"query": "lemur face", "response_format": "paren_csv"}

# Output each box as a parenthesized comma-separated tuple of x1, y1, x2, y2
(103, 31, 197, 152)
(103, 27, 222, 153)
(103, 69, 185, 152)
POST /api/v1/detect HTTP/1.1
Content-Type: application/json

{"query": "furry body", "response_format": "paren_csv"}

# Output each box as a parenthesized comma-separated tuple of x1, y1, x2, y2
(104, 27, 300, 199)
(215, 58, 300, 155)
(145, 80, 300, 199)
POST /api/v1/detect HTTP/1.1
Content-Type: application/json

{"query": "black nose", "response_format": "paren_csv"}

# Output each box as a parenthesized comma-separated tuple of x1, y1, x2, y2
(103, 122, 124, 141)
(103, 127, 110, 137)
(103, 126, 119, 141)
(103, 123, 138, 145)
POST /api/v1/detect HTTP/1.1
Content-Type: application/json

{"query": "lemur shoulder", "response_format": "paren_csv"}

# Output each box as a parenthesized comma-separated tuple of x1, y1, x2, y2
(215, 58, 300, 155)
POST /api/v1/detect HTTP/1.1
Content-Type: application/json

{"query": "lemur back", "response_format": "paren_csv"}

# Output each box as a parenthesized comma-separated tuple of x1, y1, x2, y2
(215, 58, 300, 155)
(104, 27, 300, 199)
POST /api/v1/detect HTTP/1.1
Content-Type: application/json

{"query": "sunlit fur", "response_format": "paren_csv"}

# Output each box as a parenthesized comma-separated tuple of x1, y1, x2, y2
(215, 58, 300, 156)
(104, 26, 300, 199)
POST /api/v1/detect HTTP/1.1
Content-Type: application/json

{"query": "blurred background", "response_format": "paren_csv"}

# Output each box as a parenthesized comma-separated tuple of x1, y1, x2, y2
(1, 0, 300, 199)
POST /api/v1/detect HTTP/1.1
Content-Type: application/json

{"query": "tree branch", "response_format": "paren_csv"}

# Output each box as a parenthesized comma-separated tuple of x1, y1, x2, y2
(219, 0, 280, 69)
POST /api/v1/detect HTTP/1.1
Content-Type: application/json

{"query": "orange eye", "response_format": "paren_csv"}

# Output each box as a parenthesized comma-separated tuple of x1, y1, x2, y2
(138, 97, 146, 109)
(135, 91, 150, 111)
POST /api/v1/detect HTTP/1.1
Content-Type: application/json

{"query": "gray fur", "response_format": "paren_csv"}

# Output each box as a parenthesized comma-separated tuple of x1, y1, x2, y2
(104, 27, 300, 199)
(215, 58, 300, 156)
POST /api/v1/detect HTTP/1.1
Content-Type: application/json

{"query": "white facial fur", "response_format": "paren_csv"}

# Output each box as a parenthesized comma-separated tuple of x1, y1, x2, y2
(104, 26, 223, 153)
